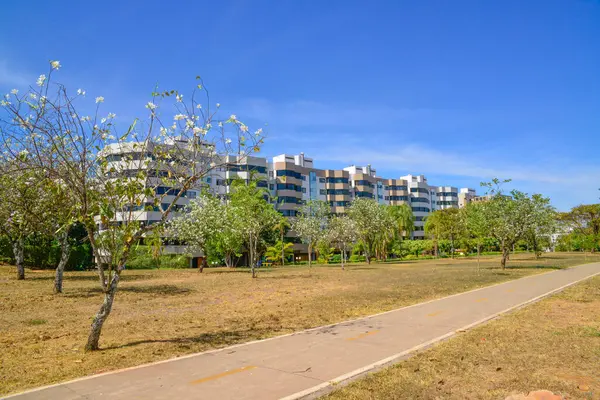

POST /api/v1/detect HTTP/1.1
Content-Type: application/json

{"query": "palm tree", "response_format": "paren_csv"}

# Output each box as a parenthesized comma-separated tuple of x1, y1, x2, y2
(389, 204, 414, 240)
(265, 241, 294, 265)
(273, 216, 291, 265)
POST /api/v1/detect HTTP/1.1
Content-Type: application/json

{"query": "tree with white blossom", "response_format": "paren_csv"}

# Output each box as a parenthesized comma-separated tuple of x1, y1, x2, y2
(292, 200, 330, 267)
(327, 215, 357, 270)
(0, 60, 265, 350)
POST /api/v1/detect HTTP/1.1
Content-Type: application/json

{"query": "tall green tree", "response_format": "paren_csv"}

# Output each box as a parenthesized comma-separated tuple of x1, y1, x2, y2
(229, 180, 280, 278)
(525, 194, 556, 258)
(425, 208, 465, 258)
(463, 202, 489, 269)
(272, 216, 291, 266)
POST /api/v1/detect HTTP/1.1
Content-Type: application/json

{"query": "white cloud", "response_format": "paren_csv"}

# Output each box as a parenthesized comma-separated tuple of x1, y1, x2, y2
(0, 61, 31, 87)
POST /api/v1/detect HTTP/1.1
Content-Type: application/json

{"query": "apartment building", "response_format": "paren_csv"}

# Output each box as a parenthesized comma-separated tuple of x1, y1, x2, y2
(99, 142, 479, 258)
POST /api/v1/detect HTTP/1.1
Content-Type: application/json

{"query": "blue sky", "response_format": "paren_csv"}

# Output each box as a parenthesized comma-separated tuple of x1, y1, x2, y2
(1, 0, 599, 210)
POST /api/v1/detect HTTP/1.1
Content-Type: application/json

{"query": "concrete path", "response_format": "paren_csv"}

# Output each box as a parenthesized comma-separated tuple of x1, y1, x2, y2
(8, 262, 600, 400)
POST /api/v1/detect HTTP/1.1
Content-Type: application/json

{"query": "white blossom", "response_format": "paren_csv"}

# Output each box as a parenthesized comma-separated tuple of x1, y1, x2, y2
(0, 100, 10, 107)
(176, 94, 183, 102)
(36, 75, 46, 87)
(160, 127, 168, 135)
(216, 103, 221, 108)
(229, 114, 237, 121)
(101, 118, 107, 124)
(146, 102, 157, 110)
(240, 124, 248, 132)
(108, 135, 116, 140)
(95, 96, 104, 104)
(173, 114, 185, 121)
(225, 138, 232, 144)
(29, 93, 37, 100)
(254, 128, 263, 136)
(196, 104, 202, 109)
(10, 89, 18, 95)
(107, 112, 116, 119)
(77, 88, 86, 96)
(50, 60, 61, 70)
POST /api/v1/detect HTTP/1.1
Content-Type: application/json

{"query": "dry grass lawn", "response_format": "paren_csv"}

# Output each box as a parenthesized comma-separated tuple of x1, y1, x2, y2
(0, 252, 598, 396)
(325, 266, 600, 400)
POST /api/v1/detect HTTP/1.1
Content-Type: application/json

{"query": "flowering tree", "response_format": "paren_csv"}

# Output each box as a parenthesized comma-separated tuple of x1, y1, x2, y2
(347, 198, 387, 264)
(0, 165, 48, 279)
(327, 215, 357, 269)
(292, 200, 330, 267)
(0, 61, 264, 350)
(168, 192, 225, 272)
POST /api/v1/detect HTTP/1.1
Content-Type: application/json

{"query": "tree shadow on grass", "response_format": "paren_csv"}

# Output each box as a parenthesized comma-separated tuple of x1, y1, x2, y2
(64, 284, 193, 298)
(27, 273, 153, 282)
(101, 327, 281, 351)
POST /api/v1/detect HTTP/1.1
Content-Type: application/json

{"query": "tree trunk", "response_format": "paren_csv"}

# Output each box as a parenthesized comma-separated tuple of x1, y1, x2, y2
(501, 247, 510, 269)
(54, 228, 71, 294)
(281, 231, 285, 266)
(341, 247, 345, 270)
(85, 273, 120, 351)
(199, 257, 207, 273)
(477, 244, 481, 272)
(13, 238, 24, 280)
(450, 236, 454, 259)
(308, 243, 312, 267)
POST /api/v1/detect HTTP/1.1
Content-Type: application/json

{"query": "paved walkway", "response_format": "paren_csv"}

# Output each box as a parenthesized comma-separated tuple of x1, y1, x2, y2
(8, 262, 600, 400)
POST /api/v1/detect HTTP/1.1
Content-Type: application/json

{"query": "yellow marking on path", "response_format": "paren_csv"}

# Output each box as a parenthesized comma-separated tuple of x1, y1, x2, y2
(190, 366, 257, 385)
(427, 311, 444, 317)
(506, 288, 515, 293)
(346, 330, 380, 341)
(475, 297, 488, 302)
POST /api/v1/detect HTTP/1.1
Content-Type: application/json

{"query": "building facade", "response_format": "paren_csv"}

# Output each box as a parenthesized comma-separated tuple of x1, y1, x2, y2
(99, 144, 479, 258)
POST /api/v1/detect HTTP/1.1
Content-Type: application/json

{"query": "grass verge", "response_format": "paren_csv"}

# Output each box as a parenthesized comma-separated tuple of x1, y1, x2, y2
(0, 252, 598, 396)
(324, 273, 600, 399)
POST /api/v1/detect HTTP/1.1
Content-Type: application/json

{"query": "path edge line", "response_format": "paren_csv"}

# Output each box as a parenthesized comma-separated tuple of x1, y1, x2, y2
(279, 269, 600, 400)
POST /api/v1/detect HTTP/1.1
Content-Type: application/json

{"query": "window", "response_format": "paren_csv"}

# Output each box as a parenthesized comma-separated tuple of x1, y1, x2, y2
(279, 209, 297, 217)
(276, 183, 302, 191)
(301, 187, 306, 193)
(389, 196, 408, 201)
(256, 180, 268, 188)
(277, 196, 301, 204)
(319, 178, 326, 183)
(227, 164, 267, 174)
(438, 191, 458, 197)
(384, 196, 389, 200)
(378, 195, 383, 199)
(411, 197, 429, 203)
(329, 201, 350, 207)
(355, 180, 374, 187)
(276, 170, 303, 179)
(385, 185, 408, 191)
(412, 207, 430, 213)
(355, 191, 374, 198)
(410, 187, 429, 194)
(437, 201, 458, 206)
(319, 189, 326, 195)
(269, 184, 275, 190)
(326, 189, 349, 196)
(326, 177, 349, 184)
